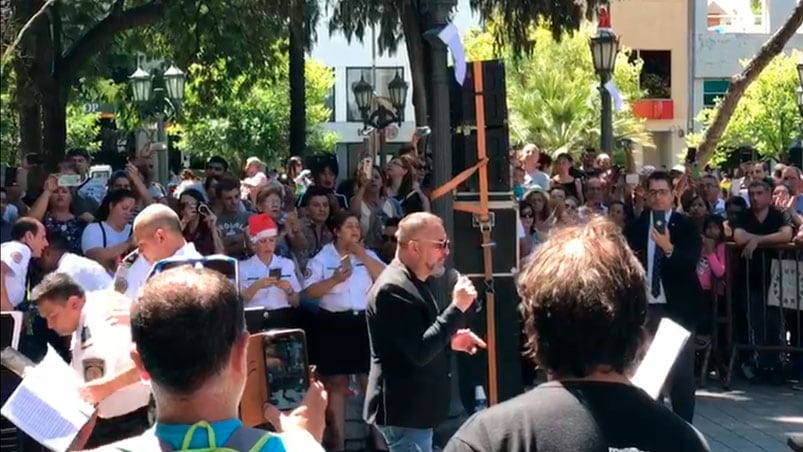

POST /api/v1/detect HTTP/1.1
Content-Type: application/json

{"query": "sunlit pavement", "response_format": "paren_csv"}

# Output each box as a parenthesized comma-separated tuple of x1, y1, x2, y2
(695, 384, 802, 451)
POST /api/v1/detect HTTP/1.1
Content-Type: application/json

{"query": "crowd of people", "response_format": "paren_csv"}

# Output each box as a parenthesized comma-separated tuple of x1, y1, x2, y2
(0, 139, 801, 451)
(513, 144, 803, 390)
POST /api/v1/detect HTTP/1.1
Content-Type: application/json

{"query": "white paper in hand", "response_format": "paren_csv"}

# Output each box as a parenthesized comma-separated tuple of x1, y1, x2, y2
(631, 318, 691, 399)
(1, 345, 95, 451)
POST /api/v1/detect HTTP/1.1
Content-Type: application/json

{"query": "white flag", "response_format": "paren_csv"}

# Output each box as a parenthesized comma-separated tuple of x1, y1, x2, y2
(604, 79, 625, 112)
(437, 23, 466, 86)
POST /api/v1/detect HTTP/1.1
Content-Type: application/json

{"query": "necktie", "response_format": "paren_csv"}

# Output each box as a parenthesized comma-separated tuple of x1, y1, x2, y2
(651, 245, 664, 298)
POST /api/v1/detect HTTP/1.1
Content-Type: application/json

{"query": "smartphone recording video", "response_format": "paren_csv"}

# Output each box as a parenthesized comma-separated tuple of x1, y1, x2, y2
(263, 329, 310, 411)
(268, 267, 282, 279)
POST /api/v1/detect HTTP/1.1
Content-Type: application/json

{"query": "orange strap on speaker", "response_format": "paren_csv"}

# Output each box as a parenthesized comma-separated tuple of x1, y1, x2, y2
(429, 158, 488, 202)
(472, 61, 498, 407)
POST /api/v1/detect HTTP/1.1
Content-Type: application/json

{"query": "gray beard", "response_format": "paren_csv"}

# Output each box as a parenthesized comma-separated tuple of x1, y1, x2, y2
(430, 264, 446, 278)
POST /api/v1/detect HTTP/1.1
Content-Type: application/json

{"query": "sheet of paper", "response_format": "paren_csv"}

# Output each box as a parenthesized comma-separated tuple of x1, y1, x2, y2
(1, 345, 94, 451)
(631, 318, 691, 399)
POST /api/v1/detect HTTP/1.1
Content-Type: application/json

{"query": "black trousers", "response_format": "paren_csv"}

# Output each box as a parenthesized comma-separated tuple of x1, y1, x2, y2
(83, 405, 151, 449)
(647, 304, 696, 424)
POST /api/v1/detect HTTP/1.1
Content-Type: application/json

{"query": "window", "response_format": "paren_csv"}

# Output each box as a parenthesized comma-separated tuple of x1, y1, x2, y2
(630, 50, 671, 99)
(703, 79, 729, 107)
(345, 67, 405, 122)
(324, 70, 336, 122)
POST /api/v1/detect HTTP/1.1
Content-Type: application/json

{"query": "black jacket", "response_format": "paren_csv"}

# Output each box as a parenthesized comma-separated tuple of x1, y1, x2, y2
(363, 260, 466, 428)
(623, 210, 703, 329)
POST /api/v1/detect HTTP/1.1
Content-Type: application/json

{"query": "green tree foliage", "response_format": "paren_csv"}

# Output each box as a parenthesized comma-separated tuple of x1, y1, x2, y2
(463, 22, 651, 155)
(0, 91, 18, 164)
(2, 0, 290, 166)
(65, 103, 101, 152)
(171, 54, 337, 168)
(688, 50, 802, 166)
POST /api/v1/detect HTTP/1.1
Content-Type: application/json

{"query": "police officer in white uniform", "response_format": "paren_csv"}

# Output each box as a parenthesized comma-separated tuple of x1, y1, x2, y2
(39, 230, 112, 292)
(239, 214, 302, 332)
(302, 210, 386, 451)
(30, 273, 151, 449)
(0, 218, 48, 311)
(113, 204, 202, 299)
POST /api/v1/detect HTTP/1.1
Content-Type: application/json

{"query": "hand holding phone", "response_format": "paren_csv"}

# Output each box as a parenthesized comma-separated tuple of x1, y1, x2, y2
(652, 210, 667, 234)
(269, 268, 282, 279)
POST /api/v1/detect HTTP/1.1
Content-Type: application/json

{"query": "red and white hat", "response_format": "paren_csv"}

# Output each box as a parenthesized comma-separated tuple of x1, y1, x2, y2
(248, 213, 278, 243)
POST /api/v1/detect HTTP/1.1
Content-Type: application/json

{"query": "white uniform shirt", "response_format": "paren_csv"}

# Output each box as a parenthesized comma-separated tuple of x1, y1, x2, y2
(81, 221, 132, 254)
(56, 252, 113, 292)
(303, 243, 382, 312)
(646, 210, 671, 305)
(1, 241, 31, 307)
(239, 255, 302, 310)
(70, 291, 150, 419)
(117, 242, 202, 301)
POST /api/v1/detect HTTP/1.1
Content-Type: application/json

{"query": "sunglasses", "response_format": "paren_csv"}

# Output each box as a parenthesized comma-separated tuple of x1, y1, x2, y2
(207, 165, 224, 172)
(520, 212, 534, 219)
(147, 255, 239, 291)
(417, 238, 450, 250)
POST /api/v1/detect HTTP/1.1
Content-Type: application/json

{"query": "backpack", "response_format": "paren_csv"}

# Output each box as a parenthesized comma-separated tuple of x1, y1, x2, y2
(112, 421, 274, 452)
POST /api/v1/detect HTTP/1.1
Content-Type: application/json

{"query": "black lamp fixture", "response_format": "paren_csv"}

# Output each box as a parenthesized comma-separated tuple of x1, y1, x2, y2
(351, 70, 408, 129)
(129, 64, 186, 105)
(589, 6, 619, 153)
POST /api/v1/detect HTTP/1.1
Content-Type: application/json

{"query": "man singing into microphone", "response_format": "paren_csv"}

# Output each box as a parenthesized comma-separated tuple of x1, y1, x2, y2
(364, 212, 486, 452)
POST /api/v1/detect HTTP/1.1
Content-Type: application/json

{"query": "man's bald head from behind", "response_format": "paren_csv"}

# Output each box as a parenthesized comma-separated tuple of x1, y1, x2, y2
(133, 204, 188, 263)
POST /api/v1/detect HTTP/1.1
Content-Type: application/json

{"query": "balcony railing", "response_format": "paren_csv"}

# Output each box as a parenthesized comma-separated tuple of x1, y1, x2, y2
(632, 99, 674, 120)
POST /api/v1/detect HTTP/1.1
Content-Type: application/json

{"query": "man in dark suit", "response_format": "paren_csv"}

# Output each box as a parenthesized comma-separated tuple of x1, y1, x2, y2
(364, 212, 486, 452)
(624, 171, 703, 423)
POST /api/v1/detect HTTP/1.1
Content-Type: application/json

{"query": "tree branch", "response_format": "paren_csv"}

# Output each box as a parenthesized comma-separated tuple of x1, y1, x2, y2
(0, 0, 55, 76)
(59, 0, 165, 84)
(697, 1, 803, 166)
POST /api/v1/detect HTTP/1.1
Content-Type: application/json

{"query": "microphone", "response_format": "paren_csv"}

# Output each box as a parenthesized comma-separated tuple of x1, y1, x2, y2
(447, 269, 481, 313)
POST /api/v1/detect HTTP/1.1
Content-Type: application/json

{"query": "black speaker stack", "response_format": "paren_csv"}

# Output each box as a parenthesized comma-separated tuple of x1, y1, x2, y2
(448, 61, 525, 407)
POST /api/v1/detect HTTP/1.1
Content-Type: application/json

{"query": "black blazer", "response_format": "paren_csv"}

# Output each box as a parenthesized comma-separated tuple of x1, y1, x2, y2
(363, 260, 466, 429)
(623, 210, 703, 329)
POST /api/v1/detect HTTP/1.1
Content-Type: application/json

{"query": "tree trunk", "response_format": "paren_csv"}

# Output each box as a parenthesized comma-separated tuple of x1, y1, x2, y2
(697, 1, 803, 166)
(11, 0, 42, 160)
(401, 1, 428, 126)
(288, 0, 306, 158)
(42, 82, 66, 169)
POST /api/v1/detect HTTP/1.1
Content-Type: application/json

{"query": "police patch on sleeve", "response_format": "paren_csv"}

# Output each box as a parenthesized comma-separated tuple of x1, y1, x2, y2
(83, 358, 105, 382)
(114, 275, 128, 293)
(10, 252, 22, 264)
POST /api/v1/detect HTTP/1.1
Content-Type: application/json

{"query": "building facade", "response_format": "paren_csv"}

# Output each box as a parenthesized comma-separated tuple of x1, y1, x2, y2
(310, 0, 480, 174)
(691, 0, 803, 132)
(610, 0, 691, 168)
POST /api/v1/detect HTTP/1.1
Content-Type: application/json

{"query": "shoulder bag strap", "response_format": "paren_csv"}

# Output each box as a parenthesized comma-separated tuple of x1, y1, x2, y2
(100, 221, 107, 248)
(222, 426, 273, 451)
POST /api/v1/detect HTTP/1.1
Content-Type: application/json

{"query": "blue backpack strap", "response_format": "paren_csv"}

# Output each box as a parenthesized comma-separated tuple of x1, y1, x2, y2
(222, 426, 274, 451)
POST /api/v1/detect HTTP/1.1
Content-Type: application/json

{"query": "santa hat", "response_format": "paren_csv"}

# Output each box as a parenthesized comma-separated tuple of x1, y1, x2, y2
(248, 214, 278, 243)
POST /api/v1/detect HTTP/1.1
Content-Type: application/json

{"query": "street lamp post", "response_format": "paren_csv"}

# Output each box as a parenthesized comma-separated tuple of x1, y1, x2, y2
(797, 87, 803, 118)
(129, 64, 185, 186)
(351, 71, 408, 166)
(589, 18, 620, 154)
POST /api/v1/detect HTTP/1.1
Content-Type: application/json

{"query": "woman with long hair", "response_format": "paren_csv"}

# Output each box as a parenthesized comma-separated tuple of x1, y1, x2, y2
(550, 153, 584, 205)
(177, 188, 223, 255)
(390, 154, 430, 215)
(81, 189, 136, 272)
(351, 164, 402, 251)
(302, 210, 386, 451)
(28, 172, 88, 254)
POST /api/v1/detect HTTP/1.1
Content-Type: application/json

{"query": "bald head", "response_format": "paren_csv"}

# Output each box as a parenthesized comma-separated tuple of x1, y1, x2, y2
(396, 212, 443, 245)
(133, 204, 182, 235)
(133, 204, 187, 264)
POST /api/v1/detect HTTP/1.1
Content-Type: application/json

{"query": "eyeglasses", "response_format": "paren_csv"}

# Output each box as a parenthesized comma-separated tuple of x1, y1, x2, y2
(648, 189, 672, 197)
(207, 165, 224, 172)
(520, 213, 534, 219)
(147, 255, 239, 291)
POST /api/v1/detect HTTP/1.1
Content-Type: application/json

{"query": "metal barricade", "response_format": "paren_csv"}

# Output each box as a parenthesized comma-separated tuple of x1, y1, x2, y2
(721, 243, 802, 386)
